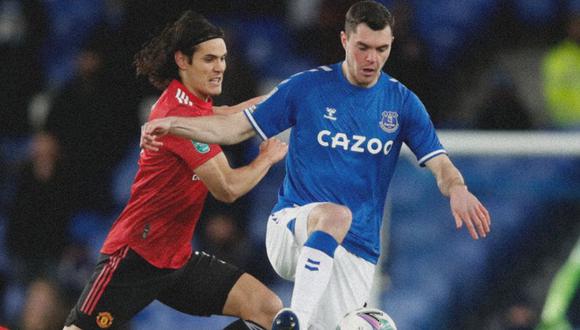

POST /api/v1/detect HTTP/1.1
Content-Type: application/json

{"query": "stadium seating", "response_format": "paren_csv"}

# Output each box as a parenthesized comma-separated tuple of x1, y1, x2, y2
(380, 155, 580, 329)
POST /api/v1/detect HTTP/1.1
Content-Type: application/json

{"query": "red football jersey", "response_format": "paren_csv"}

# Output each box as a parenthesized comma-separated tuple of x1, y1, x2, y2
(101, 80, 222, 269)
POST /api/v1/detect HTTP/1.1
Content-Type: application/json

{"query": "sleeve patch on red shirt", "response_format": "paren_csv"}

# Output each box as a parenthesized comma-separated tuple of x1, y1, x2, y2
(192, 141, 210, 154)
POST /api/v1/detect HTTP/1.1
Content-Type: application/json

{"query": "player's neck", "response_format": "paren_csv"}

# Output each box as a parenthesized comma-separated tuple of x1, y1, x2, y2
(340, 61, 379, 88)
(178, 77, 211, 102)
(181, 82, 210, 102)
(190, 89, 210, 102)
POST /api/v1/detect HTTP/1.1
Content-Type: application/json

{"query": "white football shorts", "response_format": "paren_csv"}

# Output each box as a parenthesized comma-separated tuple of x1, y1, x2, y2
(265, 203, 376, 329)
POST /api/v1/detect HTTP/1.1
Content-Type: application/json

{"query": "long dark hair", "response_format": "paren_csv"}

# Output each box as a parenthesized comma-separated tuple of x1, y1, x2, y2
(134, 10, 224, 90)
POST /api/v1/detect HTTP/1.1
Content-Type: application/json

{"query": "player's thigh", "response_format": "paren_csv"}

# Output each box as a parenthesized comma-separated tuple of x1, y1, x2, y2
(156, 251, 244, 316)
(310, 247, 376, 329)
(65, 247, 171, 330)
(265, 203, 325, 280)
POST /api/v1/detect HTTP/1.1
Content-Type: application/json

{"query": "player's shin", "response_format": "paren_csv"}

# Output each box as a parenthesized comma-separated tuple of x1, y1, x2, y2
(291, 230, 338, 327)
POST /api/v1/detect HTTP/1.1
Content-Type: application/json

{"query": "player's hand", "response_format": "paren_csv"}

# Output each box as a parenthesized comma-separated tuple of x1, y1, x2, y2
(258, 138, 288, 165)
(449, 185, 491, 240)
(140, 118, 172, 151)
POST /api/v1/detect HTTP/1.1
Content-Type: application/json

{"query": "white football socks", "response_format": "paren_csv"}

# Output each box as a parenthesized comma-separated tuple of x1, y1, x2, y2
(291, 231, 338, 328)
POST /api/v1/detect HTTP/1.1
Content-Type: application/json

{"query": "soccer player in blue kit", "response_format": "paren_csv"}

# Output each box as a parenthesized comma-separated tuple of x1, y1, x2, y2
(141, 1, 491, 329)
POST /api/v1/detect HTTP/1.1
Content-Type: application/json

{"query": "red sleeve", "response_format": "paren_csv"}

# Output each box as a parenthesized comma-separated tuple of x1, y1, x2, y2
(164, 135, 222, 170)
(161, 105, 223, 170)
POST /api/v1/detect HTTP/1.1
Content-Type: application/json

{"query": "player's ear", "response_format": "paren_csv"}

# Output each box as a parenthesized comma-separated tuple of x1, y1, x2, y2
(340, 31, 348, 49)
(174, 51, 189, 70)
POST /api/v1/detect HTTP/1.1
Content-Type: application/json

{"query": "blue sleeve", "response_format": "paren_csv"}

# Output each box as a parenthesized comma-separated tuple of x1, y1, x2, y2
(243, 77, 297, 140)
(402, 92, 447, 166)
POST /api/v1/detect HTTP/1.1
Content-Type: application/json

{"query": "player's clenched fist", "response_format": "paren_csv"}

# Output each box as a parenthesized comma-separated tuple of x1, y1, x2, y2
(258, 138, 288, 165)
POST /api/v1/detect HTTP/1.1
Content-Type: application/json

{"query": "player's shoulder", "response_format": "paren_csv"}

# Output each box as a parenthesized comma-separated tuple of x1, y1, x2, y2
(381, 72, 410, 93)
(297, 64, 337, 79)
(381, 72, 420, 100)
(151, 81, 192, 118)
(279, 64, 338, 87)
(160, 81, 192, 108)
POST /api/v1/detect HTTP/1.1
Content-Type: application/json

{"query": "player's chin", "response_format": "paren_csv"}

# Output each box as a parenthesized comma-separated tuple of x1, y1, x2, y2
(207, 85, 222, 96)
(357, 76, 377, 87)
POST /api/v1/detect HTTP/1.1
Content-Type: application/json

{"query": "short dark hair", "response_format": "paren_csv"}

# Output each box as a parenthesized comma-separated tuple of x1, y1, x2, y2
(134, 11, 225, 90)
(344, 1, 394, 35)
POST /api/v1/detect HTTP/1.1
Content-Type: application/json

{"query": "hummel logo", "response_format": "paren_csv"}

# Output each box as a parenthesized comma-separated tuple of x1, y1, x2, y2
(176, 88, 193, 106)
(324, 107, 337, 121)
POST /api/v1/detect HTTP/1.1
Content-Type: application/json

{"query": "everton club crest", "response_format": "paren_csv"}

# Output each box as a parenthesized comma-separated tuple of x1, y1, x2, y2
(379, 111, 399, 133)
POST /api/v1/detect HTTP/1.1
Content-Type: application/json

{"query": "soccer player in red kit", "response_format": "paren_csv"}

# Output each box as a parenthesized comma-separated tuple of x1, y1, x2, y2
(64, 11, 288, 330)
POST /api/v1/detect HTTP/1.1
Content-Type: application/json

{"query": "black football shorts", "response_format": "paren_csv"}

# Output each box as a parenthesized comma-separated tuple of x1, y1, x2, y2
(64, 246, 243, 329)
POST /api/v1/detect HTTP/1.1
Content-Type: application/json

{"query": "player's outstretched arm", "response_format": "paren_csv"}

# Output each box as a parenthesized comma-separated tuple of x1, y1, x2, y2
(213, 95, 264, 115)
(193, 138, 288, 203)
(425, 155, 491, 240)
(140, 111, 255, 151)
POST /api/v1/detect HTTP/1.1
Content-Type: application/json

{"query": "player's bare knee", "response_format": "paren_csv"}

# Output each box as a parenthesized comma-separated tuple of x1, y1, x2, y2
(311, 204, 352, 242)
(242, 288, 282, 325)
(260, 291, 283, 318)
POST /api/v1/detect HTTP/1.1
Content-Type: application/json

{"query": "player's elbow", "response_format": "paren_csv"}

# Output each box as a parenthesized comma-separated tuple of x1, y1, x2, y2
(214, 193, 238, 204)
(211, 187, 240, 203)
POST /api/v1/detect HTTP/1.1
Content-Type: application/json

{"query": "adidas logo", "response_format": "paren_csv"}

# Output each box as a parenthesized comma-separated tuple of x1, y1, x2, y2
(175, 88, 193, 106)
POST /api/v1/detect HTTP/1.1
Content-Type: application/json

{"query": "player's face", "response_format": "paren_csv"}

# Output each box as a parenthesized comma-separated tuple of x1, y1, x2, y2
(179, 38, 227, 100)
(341, 23, 393, 87)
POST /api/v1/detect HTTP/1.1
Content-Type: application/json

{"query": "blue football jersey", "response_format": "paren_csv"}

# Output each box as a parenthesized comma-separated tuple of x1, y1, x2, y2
(244, 63, 446, 264)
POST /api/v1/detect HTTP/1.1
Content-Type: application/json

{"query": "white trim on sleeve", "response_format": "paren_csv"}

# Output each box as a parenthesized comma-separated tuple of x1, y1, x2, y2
(243, 108, 268, 140)
(418, 149, 447, 165)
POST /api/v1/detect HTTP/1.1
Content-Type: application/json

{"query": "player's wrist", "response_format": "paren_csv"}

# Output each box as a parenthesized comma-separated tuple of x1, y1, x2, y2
(168, 117, 177, 129)
(253, 152, 274, 168)
(447, 182, 467, 195)
(165, 117, 181, 135)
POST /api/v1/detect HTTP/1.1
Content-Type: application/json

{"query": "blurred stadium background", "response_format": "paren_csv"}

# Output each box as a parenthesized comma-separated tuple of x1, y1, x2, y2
(1, 0, 579, 329)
